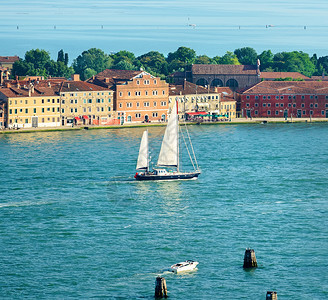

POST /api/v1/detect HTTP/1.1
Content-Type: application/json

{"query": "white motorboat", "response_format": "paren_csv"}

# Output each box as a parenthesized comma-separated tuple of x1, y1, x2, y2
(169, 260, 199, 273)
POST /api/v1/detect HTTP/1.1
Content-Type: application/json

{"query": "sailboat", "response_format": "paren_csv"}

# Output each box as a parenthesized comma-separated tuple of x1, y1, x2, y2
(134, 101, 201, 181)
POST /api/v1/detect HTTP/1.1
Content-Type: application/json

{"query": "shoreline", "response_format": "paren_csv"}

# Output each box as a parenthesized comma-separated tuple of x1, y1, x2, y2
(1, 118, 327, 134)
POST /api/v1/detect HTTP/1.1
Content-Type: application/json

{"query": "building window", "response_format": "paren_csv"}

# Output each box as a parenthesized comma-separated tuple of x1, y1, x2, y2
(88, 99, 92, 103)
(42, 108, 45, 113)
(280, 103, 284, 107)
(275, 103, 279, 107)
(263, 103, 266, 107)
(14, 109, 17, 114)
(33, 108, 36, 113)
(288, 96, 291, 99)
(315, 96, 318, 99)
(136, 102, 140, 107)
(315, 103, 318, 108)
(246, 103, 250, 107)
(144, 80, 149, 85)
(303, 110, 306, 115)
(135, 91, 141, 96)
(263, 96, 266, 100)
(152, 112, 158, 117)
(154, 80, 157, 84)
(135, 113, 141, 118)
(119, 103, 122, 108)
(144, 102, 150, 107)
(128, 92, 131, 96)
(119, 92, 123, 97)
(276, 96, 279, 100)
(161, 101, 167, 106)
(127, 103, 132, 108)
(268, 103, 271, 107)
(255, 110, 258, 115)
(136, 80, 140, 85)
(310, 110, 313, 115)
(322, 110, 325, 115)
(280, 96, 283, 99)
(267, 110, 271, 115)
(301, 103, 305, 108)
(301, 95, 305, 99)
(162, 90, 165, 95)
(268, 96, 271, 100)
(145, 91, 148, 96)
(288, 103, 291, 107)
(154, 101, 157, 106)
(108, 107, 111, 111)
(255, 103, 258, 107)
(246, 96, 250, 99)
(293, 103, 296, 107)
(152, 90, 158, 96)
(62, 109, 64, 113)
(310, 95, 313, 99)
(275, 110, 279, 115)
(310, 103, 313, 108)
(255, 96, 259, 99)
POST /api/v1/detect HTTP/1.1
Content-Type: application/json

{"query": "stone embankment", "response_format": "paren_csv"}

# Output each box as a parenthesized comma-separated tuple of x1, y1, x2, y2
(0, 118, 327, 134)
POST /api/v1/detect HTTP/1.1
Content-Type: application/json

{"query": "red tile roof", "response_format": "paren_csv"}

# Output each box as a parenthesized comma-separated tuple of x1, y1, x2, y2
(169, 81, 212, 96)
(242, 81, 328, 95)
(0, 56, 20, 63)
(59, 81, 109, 93)
(192, 64, 258, 75)
(260, 72, 309, 79)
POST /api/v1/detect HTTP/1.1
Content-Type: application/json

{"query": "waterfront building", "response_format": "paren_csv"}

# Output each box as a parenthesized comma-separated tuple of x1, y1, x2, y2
(168, 81, 220, 120)
(216, 87, 237, 120)
(0, 81, 61, 128)
(59, 75, 114, 126)
(0, 100, 6, 128)
(171, 63, 261, 90)
(88, 69, 169, 124)
(0, 56, 19, 71)
(238, 81, 328, 118)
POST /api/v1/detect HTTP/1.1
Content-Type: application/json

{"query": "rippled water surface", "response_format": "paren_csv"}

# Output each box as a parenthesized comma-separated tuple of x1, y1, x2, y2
(0, 123, 327, 299)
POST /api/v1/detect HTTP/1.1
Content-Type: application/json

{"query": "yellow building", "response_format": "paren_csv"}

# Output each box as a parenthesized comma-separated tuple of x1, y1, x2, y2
(169, 81, 221, 120)
(59, 79, 114, 126)
(216, 87, 237, 120)
(0, 81, 61, 128)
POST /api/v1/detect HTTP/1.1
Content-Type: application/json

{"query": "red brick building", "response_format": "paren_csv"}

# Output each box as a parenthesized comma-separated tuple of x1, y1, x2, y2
(239, 81, 328, 118)
(88, 69, 169, 123)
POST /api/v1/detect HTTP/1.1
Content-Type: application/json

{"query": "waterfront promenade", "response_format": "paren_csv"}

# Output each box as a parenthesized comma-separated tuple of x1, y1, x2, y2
(1, 118, 327, 134)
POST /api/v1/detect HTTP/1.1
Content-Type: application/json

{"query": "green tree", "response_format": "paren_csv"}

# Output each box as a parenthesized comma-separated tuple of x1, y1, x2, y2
(137, 51, 167, 74)
(111, 50, 136, 65)
(73, 48, 112, 80)
(12, 60, 35, 77)
(234, 47, 258, 65)
(258, 50, 274, 71)
(167, 46, 196, 65)
(273, 51, 315, 77)
(194, 55, 211, 64)
(218, 51, 240, 64)
(25, 49, 51, 70)
(57, 49, 65, 63)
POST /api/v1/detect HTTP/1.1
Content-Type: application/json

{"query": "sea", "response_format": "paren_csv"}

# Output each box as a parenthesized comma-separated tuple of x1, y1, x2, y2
(0, 123, 327, 299)
(1, 0, 328, 61)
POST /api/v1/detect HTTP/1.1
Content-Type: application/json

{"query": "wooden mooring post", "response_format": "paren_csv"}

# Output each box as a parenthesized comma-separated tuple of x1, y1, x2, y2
(266, 291, 277, 300)
(243, 248, 258, 268)
(155, 276, 167, 298)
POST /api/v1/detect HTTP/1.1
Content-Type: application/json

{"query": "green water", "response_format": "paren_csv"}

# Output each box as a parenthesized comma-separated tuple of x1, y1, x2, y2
(0, 123, 327, 299)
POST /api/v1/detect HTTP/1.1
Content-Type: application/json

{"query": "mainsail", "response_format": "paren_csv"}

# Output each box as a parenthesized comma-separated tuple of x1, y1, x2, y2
(157, 101, 179, 167)
(136, 130, 149, 170)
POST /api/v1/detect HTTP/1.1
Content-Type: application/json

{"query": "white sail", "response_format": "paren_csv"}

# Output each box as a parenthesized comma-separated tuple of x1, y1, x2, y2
(157, 101, 179, 167)
(136, 130, 149, 170)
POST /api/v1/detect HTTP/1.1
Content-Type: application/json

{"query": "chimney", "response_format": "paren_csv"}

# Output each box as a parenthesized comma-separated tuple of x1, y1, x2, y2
(48, 81, 51, 88)
(0, 69, 3, 86)
(71, 74, 80, 81)
(67, 83, 70, 88)
(31, 84, 35, 94)
(105, 77, 110, 83)
(5, 70, 9, 80)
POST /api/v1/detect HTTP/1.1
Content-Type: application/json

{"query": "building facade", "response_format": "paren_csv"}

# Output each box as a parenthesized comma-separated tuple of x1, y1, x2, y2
(0, 82, 61, 128)
(88, 69, 169, 124)
(59, 80, 114, 126)
(239, 81, 328, 118)
(169, 81, 221, 120)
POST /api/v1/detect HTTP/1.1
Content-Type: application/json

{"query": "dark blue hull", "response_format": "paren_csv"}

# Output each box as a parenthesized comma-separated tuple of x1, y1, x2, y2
(135, 171, 201, 181)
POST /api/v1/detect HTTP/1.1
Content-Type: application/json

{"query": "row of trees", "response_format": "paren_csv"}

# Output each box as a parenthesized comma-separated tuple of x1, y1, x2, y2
(11, 47, 328, 81)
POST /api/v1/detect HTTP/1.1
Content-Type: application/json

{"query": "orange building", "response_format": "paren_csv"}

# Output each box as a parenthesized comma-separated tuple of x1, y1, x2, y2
(88, 69, 169, 124)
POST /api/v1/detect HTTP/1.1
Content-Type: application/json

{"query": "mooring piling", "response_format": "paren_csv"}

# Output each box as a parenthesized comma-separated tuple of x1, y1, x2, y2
(155, 276, 167, 298)
(243, 248, 258, 268)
